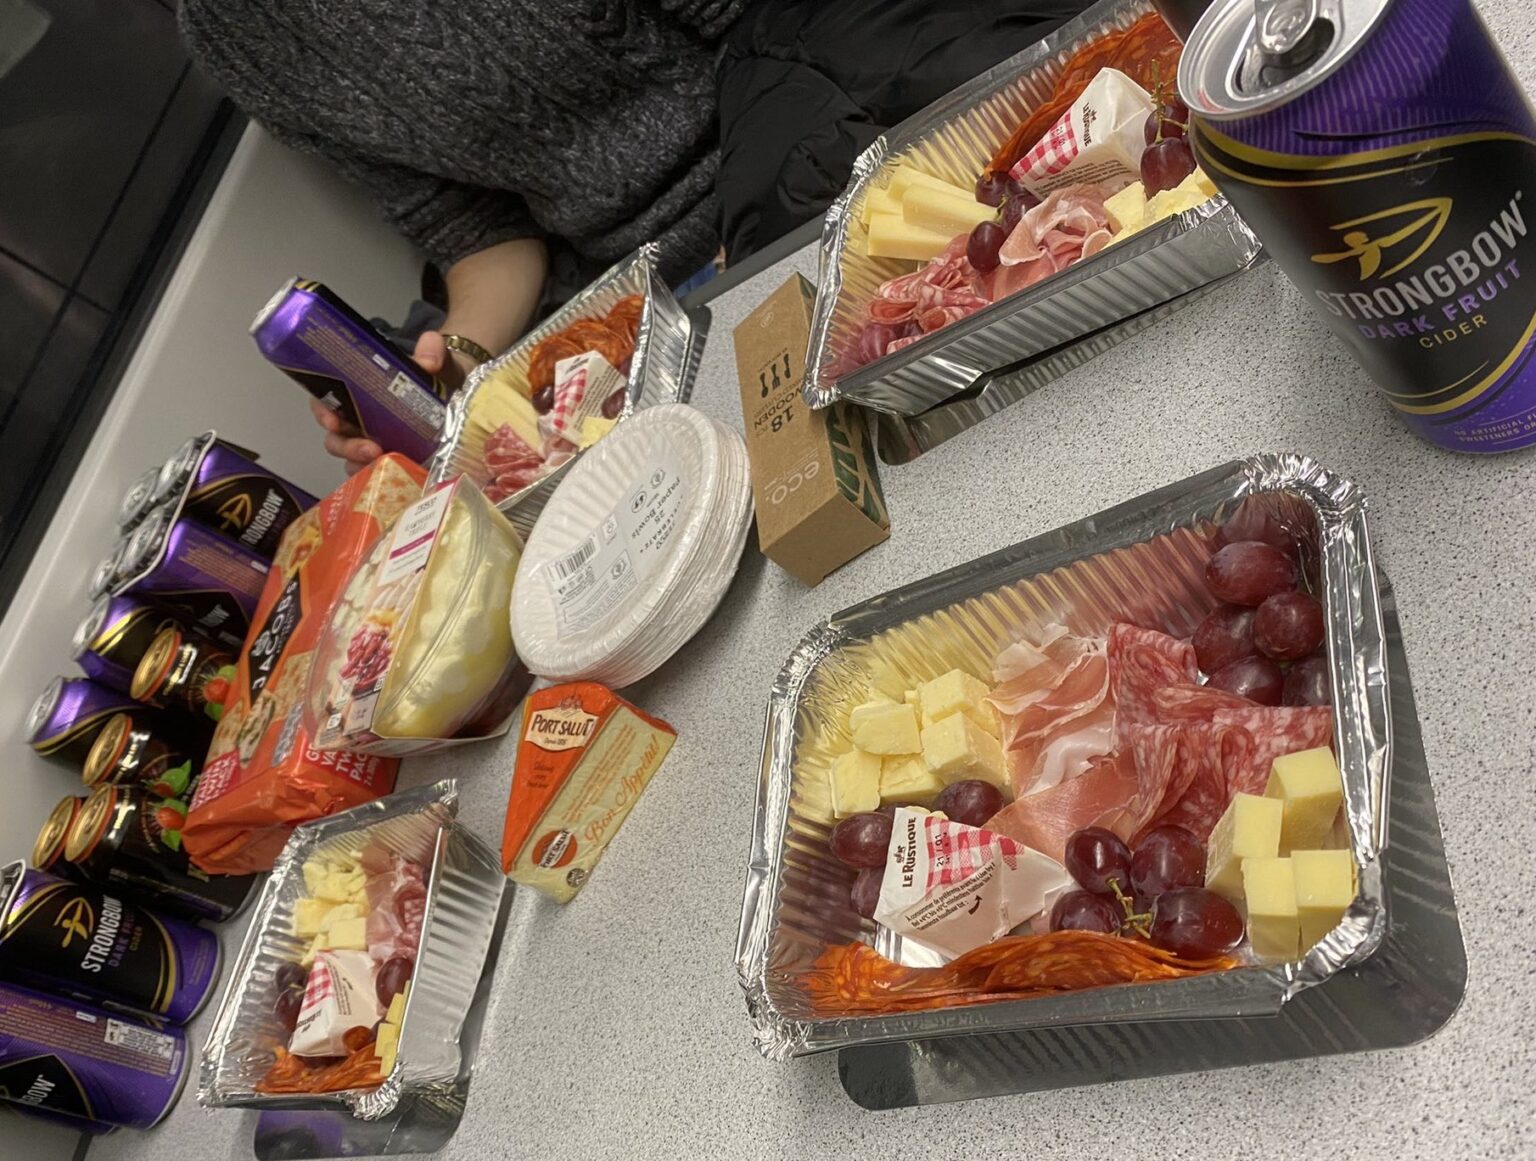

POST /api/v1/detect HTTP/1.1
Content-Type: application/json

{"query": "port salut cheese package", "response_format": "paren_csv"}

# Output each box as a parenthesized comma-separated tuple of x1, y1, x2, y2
(183, 455, 425, 875)
(501, 682, 676, 902)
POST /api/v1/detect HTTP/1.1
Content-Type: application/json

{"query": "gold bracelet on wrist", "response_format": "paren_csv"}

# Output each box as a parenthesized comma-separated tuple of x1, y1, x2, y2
(441, 333, 494, 366)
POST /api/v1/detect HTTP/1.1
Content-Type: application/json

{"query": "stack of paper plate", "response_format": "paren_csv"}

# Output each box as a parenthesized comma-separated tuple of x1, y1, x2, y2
(510, 404, 753, 687)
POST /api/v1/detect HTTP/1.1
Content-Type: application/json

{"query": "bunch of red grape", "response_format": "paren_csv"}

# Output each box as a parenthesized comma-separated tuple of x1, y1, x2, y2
(967, 174, 1041, 273)
(1194, 507, 1329, 707)
(829, 780, 1006, 919)
(1141, 95, 1195, 196)
(340, 624, 393, 687)
(1051, 825, 1244, 958)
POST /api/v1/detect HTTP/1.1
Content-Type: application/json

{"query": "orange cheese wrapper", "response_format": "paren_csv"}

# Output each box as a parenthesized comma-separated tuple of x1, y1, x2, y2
(501, 682, 675, 902)
(183, 455, 427, 874)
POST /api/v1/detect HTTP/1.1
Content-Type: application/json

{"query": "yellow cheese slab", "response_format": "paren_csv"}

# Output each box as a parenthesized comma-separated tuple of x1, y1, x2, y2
(470, 374, 543, 446)
(1205, 793, 1283, 902)
(1265, 747, 1344, 853)
(920, 713, 1007, 790)
(1242, 856, 1300, 962)
(374, 1021, 400, 1062)
(879, 754, 946, 806)
(865, 213, 954, 262)
(901, 185, 995, 238)
(1104, 182, 1148, 233)
(1293, 848, 1356, 950)
(887, 165, 973, 203)
(829, 748, 882, 817)
(859, 184, 900, 226)
(849, 700, 921, 755)
(916, 669, 999, 737)
(386, 990, 408, 1025)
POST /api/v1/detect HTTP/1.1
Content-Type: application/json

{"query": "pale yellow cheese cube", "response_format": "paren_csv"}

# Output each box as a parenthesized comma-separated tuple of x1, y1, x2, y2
(920, 713, 1007, 790)
(326, 916, 369, 952)
(849, 701, 921, 755)
(386, 989, 408, 1025)
(916, 669, 999, 737)
(319, 902, 364, 932)
(829, 748, 882, 817)
(1190, 166, 1218, 198)
(1292, 849, 1357, 950)
(300, 933, 326, 968)
(1143, 186, 1206, 227)
(886, 165, 972, 203)
(1205, 793, 1283, 901)
(1265, 747, 1344, 853)
(879, 755, 946, 806)
(292, 898, 333, 939)
(578, 417, 617, 448)
(1242, 857, 1300, 962)
(301, 858, 330, 899)
(1104, 182, 1148, 233)
(865, 212, 954, 262)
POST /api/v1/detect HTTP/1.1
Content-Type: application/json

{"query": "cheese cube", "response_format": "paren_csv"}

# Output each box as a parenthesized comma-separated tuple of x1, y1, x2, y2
(300, 933, 326, 968)
(375, 1020, 400, 1061)
(879, 755, 946, 806)
(1292, 849, 1357, 950)
(901, 184, 996, 237)
(386, 989, 408, 1025)
(1143, 186, 1207, 227)
(920, 713, 1007, 790)
(865, 212, 954, 262)
(1265, 747, 1343, 853)
(292, 898, 333, 939)
(1205, 793, 1283, 901)
(903, 689, 921, 710)
(828, 748, 882, 817)
(849, 701, 921, 755)
(916, 669, 998, 736)
(1104, 182, 1148, 233)
(320, 902, 364, 932)
(578, 417, 617, 448)
(1242, 857, 1300, 962)
(859, 184, 900, 226)
(301, 858, 329, 899)
(886, 165, 973, 203)
(1190, 166, 1218, 198)
(326, 916, 369, 952)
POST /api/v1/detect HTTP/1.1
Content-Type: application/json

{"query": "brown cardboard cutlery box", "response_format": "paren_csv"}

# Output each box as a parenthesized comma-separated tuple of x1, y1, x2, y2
(733, 275, 889, 586)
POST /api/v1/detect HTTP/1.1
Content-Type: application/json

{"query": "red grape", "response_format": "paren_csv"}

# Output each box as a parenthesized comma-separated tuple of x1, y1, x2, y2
(1001, 192, 1033, 235)
(830, 812, 894, 869)
(1050, 890, 1121, 934)
(966, 221, 1007, 273)
(1253, 591, 1325, 661)
(1283, 652, 1331, 707)
(974, 171, 1020, 208)
(375, 956, 414, 1007)
(1140, 137, 1196, 196)
(849, 868, 883, 920)
(1064, 827, 1133, 895)
(601, 390, 625, 419)
(1131, 825, 1205, 898)
(933, 780, 1006, 828)
(1142, 99, 1190, 144)
(1148, 887, 1244, 957)
(1205, 540, 1298, 605)
(274, 962, 308, 994)
(274, 986, 304, 1030)
(1207, 655, 1284, 705)
(1216, 504, 1300, 558)
(1192, 604, 1257, 674)
(531, 385, 555, 414)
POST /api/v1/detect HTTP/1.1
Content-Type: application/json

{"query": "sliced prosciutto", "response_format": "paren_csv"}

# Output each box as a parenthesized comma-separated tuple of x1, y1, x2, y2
(987, 626, 1111, 796)
(984, 751, 1138, 865)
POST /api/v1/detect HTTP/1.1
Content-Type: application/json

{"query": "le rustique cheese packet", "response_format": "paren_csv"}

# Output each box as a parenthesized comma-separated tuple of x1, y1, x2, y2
(501, 682, 676, 902)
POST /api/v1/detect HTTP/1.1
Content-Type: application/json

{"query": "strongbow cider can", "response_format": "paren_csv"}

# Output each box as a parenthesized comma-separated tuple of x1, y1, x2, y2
(1182, 0, 1536, 451)
(0, 982, 187, 1128)
(0, 863, 220, 1023)
(82, 710, 203, 797)
(72, 594, 194, 694)
(251, 278, 448, 463)
(153, 432, 318, 560)
(33, 797, 85, 879)
(117, 508, 270, 647)
(26, 676, 138, 766)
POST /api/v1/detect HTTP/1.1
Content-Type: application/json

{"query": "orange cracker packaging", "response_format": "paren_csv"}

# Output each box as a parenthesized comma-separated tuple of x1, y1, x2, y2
(501, 682, 675, 902)
(183, 454, 427, 874)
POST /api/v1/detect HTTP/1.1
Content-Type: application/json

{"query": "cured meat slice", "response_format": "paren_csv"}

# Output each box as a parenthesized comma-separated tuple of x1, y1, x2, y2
(984, 751, 1137, 864)
(1151, 683, 1254, 723)
(1212, 705, 1334, 797)
(1107, 623, 1199, 741)
(987, 627, 1112, 795)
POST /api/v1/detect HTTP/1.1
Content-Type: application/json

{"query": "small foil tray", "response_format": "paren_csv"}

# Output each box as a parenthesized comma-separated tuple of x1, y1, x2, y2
(200, 781, 506, 1118)
(736, 454, 1391, 1061)
(803, 0, 1263, 417)
(430, 243, 705, 538)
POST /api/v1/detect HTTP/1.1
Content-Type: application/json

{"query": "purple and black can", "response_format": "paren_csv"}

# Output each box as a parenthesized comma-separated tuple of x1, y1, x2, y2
(0, 982, 187, 1128)
(117, 505, 269, 647)
(0, 862, 221, 1024)
(81, 710, 205, 797)
(152, 432, 318, 559)
(33, 797, 86, 881)
(1182, 0, 1536, 452)
(4, 1102, 118, 1137)
(65, 785, 255, 923)
(26, 676, 138, 766)
(72, 594, 196, 693)
(88, 539, 132, 600)
(251, 277, 448, 463)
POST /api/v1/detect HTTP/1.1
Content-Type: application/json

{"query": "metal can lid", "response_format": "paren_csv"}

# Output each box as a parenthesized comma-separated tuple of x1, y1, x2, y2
(72, 596, 113, 661)
(82, 713, 133, 788)
(65, 785, 118, 865)
(131, 627, 182, 702)
(25, 676, 65, 745)
(118, 466, 161, 529)
(250, 275, 302, 334)
(152, 434, 209, 505)
(124, 506, 174, 576)
(33, 796, 83, 870)
(90, 545, 125, 599)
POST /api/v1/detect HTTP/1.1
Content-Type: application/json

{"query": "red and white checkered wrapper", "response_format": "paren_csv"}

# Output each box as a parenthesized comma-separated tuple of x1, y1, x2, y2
(540, 350, 624, 448)
(288, 949, 381, 1057)
(874, 807, 1073, 960)
(1008, 67, 1153, 198)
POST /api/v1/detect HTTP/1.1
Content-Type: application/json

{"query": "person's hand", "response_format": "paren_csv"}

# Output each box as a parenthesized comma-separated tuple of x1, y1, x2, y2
(410, 331, 479, 392)
(310, 398, 382, 477)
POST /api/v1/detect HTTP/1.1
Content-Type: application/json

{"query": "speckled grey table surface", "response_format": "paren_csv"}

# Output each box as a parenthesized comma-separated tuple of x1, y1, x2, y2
(91, 24, 1536, 1161)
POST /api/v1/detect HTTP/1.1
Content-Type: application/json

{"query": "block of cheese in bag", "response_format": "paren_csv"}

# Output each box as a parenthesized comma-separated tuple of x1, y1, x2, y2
(501, 682, 676, 902)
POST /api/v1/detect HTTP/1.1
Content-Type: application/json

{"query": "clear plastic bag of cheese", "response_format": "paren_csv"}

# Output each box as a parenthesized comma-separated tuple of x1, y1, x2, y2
(306, 477, 532, 755)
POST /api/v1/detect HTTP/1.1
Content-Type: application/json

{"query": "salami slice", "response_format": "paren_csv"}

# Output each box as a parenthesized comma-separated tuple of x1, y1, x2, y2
(1212, 705, 1335, 797)
(1107, 623, 1199, 743)
(1151, 683, 1254, 723)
